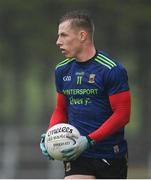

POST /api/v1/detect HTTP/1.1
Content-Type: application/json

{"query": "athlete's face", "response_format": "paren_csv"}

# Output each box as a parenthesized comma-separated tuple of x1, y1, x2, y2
(56, 20, 84, 58)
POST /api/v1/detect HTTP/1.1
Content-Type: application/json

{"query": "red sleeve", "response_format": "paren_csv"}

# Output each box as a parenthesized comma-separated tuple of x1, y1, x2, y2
(48, 93, 68, 129)
(88, 90, 131, 142)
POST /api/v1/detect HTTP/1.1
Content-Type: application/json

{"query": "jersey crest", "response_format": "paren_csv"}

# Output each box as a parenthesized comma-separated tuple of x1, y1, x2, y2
(88, 74, 96, 83)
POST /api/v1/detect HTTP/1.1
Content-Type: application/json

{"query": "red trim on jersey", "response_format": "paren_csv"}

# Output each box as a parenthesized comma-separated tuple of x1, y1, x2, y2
(88, 91, 131, 142)
(48, 93, 68, 129)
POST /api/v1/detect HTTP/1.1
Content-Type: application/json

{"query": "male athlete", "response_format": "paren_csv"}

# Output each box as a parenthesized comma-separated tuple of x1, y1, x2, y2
(40, 10, 131, 179)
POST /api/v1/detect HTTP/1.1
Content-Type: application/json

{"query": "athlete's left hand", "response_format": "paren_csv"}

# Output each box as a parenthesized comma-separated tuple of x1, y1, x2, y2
(61, 135, 95, 161)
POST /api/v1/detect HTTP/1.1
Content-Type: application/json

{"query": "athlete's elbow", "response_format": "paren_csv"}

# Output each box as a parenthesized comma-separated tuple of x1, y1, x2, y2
(122, 112, 130, 126)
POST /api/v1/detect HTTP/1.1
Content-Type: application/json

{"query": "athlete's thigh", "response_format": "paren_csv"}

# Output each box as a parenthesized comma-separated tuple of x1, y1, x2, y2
(65, 175, 95, 179)
(63, 157, 95, 178)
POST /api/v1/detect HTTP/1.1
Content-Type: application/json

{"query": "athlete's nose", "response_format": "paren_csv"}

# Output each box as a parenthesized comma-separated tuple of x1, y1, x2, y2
(56, 37, 62, 47)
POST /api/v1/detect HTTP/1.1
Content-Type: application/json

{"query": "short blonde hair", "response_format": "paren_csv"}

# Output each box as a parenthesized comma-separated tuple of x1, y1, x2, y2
(59, 10, 95, 40)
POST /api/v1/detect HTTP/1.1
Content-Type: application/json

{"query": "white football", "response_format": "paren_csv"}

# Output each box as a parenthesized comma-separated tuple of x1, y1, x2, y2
(45, 123, 80, 160)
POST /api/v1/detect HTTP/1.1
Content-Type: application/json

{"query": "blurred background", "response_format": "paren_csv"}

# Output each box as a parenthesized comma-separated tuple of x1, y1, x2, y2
(0, 0, 150, 178)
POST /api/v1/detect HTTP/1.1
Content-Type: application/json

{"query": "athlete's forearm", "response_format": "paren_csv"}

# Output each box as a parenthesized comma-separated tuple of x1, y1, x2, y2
(88, 91, 131, 142)
(48, 93, 68, 129)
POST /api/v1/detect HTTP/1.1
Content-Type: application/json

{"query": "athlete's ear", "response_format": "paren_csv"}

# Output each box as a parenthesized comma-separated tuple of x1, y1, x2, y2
(79, 30, 87, 42)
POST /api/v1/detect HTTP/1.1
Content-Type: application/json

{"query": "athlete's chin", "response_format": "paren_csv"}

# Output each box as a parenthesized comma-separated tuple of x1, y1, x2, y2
(64, 55, 73, 58)
(62, 52, 74, 58)
(60, 48, 74, 58)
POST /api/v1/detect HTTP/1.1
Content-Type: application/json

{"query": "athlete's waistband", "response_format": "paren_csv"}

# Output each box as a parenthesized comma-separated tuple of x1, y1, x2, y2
(81, 140, 128, 159)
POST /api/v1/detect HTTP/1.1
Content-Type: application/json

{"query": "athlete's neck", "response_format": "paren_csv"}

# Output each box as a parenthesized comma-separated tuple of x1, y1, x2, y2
(75, 44, 96, 62)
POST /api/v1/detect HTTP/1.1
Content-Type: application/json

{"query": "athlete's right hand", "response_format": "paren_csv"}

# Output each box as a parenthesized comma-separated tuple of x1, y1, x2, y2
(40, 133, 54, 160)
